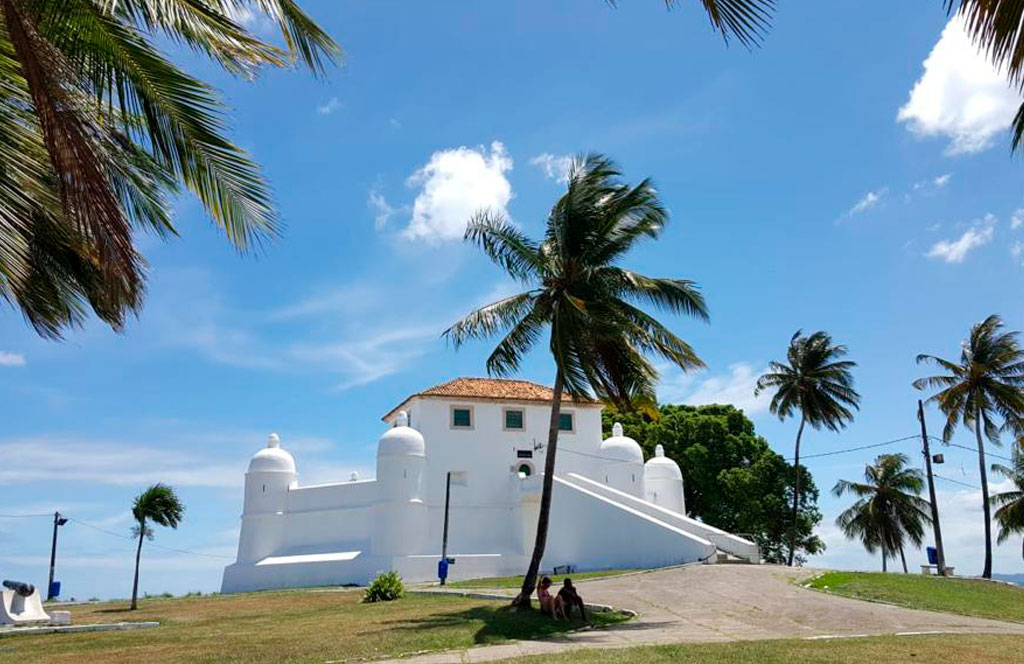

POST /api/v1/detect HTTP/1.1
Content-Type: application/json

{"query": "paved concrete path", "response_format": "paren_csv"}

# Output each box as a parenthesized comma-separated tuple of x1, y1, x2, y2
(377, 564, 1024, 663)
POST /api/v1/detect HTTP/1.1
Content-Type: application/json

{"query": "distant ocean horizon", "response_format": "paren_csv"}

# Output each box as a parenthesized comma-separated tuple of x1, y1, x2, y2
(993, 573, 1024, 587)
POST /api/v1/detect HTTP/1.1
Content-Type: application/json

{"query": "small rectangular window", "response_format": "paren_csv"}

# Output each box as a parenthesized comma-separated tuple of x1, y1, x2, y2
(558, 413, 574, 432)
(505, 409, 524, 430)
(451, 407, 472, 428)
(517, 449, 533, 459)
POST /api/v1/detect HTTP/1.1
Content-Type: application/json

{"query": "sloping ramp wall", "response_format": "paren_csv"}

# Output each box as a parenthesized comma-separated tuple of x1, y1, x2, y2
(565, 473, 759, 562)
(542, 475, 716, 571)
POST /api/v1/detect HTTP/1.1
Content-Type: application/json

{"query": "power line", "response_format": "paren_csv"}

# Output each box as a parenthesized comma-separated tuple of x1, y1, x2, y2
(933, 474, 981, 490)
(65, 516, 233, 560)
(0, 513, 52, 518)
(789, 435, 920, 462)
(928, 436, 1016, 463)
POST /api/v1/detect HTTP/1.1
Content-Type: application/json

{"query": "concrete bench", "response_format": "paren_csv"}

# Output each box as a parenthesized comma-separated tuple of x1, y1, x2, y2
(920, 565, 955, 576)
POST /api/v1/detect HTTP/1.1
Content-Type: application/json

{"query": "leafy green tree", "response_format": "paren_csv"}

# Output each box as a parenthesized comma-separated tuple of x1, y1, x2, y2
(755, 330, 860, 566)
(130, 483, 184, 610)
(446, 154, 708, 608)
(992, 444, 1024, 561)
(833, 453, 932, 573)
(914, 314, 1024, 579)
(603, 403, 825, 564)
(0, 0, 338, 338)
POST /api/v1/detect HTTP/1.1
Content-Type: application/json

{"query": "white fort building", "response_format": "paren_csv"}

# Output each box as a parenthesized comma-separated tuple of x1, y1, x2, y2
(222, 378, 758, 592)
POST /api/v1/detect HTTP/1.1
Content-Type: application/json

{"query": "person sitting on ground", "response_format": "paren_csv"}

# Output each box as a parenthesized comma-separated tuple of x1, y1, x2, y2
(557, 578, 588, 622)
(536, 576, 555, 614)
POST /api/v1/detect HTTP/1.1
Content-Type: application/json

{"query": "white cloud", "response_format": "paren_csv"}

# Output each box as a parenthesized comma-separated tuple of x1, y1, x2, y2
(316, 97, 342, 115)
(843, 188, 887, 219)
(402, 141, 513, 243)
(898, 16, 1022, 155)
(1012, 240, 1024, 264)
(1012, 208, 1024, 230)
(0, 351, 25, 367)
(530, 153, 573, 184)
(658, 362, 772, 416)
(368, 189, 398, 230)
(933, 173, 952, 187)
(925, 213, 996, 263)
(913, 173, 952, 192)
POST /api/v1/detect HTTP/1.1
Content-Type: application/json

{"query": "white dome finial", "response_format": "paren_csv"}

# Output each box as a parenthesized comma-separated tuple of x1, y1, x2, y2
(268, 432, 280, 448)
(350, 471, 359, 482)
(396, 410, 409, 427)
(612, 422, 623, 437)
(655, 444, 665, 457)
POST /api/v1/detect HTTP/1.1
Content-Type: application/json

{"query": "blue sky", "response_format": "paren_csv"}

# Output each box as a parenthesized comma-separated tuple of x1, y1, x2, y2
(2, 1, 1024, 599)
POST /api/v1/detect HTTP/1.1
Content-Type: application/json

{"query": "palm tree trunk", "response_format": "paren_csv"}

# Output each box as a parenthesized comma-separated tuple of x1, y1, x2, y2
(882, 551, 887, 573)
(975, 412, 993, 579)
(787, 415, 807, 567)
(514, 371, 564, 610)
(130, 518, 144, 610)
(899, 546, 908, 574)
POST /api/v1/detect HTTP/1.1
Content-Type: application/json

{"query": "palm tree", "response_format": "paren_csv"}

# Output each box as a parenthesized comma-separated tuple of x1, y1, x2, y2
(0, 0, 338, 339)
(445, 154, 708, 608)
(833, 453, 932, 573)
(992, 444, 1024, 561)
(755, 330, 860, 566)
(914, 315, 1024, 579)
(130, 483, 184, 610)
(637, 0, 774, 47)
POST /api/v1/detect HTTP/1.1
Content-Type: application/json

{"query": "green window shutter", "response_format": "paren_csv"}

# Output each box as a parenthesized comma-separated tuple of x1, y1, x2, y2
(558, 413, 573, 431)
(505, 410, 523, 429)
(453, 408, 471, 427)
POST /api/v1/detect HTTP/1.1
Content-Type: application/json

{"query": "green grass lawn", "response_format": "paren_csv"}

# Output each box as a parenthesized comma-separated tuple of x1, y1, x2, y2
(0, 589, 628, 664)
(448, 569, 642, 589)
(512, 635, 1024, 664)
(806, 571, 1024, 623)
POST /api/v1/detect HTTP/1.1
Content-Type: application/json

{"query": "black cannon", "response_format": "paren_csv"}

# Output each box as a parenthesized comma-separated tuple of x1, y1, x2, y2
(2, 580, 35, 597)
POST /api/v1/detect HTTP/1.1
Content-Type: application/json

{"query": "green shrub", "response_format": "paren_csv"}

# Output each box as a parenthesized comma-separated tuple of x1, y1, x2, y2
(363, 570, 404, 603)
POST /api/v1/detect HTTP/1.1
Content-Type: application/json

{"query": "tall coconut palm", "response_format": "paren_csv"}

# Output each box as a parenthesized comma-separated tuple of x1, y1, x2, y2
(914, 315, 1024, 579)
(755, 330, 860, 566)
(833, 453, 932, 573)
(0, 0, 338, 339)
(130, 483, 184, 610)
(445, 154, 708, 609)
(991, 444, 1024, 562)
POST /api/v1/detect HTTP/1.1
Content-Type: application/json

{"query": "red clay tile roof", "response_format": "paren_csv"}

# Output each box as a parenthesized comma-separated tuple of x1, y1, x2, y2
(382, 377, 600, 421)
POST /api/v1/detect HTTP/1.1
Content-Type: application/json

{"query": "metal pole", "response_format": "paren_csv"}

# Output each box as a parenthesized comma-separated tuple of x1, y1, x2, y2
(46, 511, 60, 600)
(918, 400, 947, 575)
(440, 472, 452, 586)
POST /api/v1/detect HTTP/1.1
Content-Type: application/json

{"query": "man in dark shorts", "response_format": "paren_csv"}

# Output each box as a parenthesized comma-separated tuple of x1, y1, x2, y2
(557, 578, 588, 622)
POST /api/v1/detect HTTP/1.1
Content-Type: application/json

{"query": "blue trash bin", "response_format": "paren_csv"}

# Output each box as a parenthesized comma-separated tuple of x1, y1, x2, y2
(926, 546, 938, 565)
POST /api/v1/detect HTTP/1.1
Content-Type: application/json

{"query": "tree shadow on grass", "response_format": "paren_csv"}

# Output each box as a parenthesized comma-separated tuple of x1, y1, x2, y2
(382, 605, 629, 645)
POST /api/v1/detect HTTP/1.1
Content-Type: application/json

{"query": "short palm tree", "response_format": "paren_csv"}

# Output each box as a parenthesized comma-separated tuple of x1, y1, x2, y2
(833, 453, 932, 573)
(0, 0, 337, 339)
(914, 314, 1024, 579)
(755, 330, 860, 566)
(130, 483, 184, 610)
(991, 444, 1024, 562)
(446, 154, 708, 608)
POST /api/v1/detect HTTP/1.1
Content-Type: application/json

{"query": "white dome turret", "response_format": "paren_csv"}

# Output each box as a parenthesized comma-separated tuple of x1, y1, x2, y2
(377, 411, 426, 459)
(644, 444, 686, 514)
(599, 422, 645, 497)
(373, 410, 428, 555)
(600, 422, 644, 464)
(248, 433, 296, 474)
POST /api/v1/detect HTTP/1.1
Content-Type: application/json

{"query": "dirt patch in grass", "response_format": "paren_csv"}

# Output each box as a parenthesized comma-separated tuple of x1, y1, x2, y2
(448, 569, 642, 589)
(0, 589, 628, 664)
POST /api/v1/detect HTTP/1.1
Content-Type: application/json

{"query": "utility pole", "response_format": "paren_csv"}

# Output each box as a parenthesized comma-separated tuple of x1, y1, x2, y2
(440, 472, 452, 586)
(47, 511, 67, 600)
(918, 400, 947, 576)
